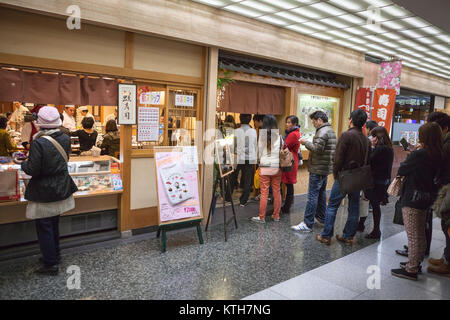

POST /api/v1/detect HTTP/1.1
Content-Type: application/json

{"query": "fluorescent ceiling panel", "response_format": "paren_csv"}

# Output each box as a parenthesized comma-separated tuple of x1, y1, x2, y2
(338, 14, 366, 25)
(260, 0, 299, 10)
(431, 43, 449, 51)
(333, 39, 355, 47)
(326, 29, 353, 39)
(383, 5, 410, 18)
(257, 15, 289, 26)
(357, 9, 392, 23)
(399, 29, 424, 38)
(415, 37, 435, 45)
(347, 37, 368, 44)
(345, 26, 369, 35)
(285, 24, 316, 34)
(420, 26, 442, 35)
(240, 0, 277, 13)
(382, 32, 404, 40)
(381, 20, 406, 30)
(435, 34, 450, 43)
(193, 0, 229, 7)
(291, 7, 325, 20)
(362, 23, 389, 33)
(309, 2, 345, 16)
(363, 0, 393, 7)
(401, 17, 430, 28)
(274, 11, 308, 24)
(328, 0, 367, 12)
(320, 17, 350, 29)
(398, 39, 417, 47)
(364, 35, 386, 43)
(302, 21, 329, 31)
(311, 33, 335, 41)
(224, 4, 262, 17)
(382, 41, 399, 48)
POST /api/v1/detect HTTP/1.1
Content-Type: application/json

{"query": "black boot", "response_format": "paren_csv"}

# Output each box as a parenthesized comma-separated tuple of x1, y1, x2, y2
(357, 217, 367, 232)
(281, 195, 294, 214)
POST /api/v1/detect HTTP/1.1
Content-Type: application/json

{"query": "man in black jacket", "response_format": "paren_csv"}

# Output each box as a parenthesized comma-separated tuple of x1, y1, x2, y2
(316, 109, 370, 245)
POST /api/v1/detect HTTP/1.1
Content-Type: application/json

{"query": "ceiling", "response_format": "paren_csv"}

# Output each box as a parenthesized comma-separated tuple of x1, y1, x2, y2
(191, 0, 450, 80)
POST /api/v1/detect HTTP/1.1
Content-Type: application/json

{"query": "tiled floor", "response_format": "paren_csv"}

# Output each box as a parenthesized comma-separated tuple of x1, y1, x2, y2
(0, 193, 448, 300)
(243, 220, 450, 300)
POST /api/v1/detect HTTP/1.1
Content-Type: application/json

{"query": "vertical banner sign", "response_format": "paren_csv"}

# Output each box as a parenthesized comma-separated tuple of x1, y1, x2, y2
(155, 151, 201, 223)
(378, 60, 402, 95)
(372, 88, 396, 135)
(354, 88, 372, 135)
(118, 84, 136, 125)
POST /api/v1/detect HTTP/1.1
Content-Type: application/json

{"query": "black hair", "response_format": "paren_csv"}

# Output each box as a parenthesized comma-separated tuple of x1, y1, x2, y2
(0, 117, 7, 129)
(350, 109, 367, 128)
(239, 114, 252, 125)
(6, 112, 12, 118)
(366, 120, 378, 131)
(105, 119, 118, 133)
(286, 115, 299, 126)
(81, 117, 94, 129)
(224, 115, 236, 125)
(262, 115, 278, 153)
(309, 111, 328, 123)
(253, 114, 264, 122)
(427, 111, 450, 132)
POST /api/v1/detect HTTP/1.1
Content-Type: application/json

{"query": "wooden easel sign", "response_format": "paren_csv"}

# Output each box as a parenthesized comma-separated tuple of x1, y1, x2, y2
(154, 147, 202, 226)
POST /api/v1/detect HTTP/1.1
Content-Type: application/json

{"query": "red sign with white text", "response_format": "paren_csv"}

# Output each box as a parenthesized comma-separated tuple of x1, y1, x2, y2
(372, 88, 396, 135)
(355, 88, 372, 135)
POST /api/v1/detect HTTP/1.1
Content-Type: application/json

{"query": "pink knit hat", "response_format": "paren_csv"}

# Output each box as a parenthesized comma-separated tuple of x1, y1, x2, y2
(36, 106, 62, 129)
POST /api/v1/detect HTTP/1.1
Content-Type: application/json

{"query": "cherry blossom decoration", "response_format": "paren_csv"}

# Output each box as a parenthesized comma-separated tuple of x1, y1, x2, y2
(378, 61, 402, 95)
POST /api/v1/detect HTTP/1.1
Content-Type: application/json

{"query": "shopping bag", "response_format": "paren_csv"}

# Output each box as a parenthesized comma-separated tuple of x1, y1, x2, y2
(338, 196, 369, 218)
(393, 199, 403, 225)
(254, 168, 260, 190)
(0, 170, 20, 202)
(387, 176, 404, 197)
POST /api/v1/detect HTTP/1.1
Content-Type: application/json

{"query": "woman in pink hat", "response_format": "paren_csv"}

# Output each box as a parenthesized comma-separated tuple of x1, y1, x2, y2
(20, 106, 78, 275)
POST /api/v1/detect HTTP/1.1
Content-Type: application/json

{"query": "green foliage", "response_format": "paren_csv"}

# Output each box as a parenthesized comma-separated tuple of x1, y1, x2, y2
(217, 70, 234, 89)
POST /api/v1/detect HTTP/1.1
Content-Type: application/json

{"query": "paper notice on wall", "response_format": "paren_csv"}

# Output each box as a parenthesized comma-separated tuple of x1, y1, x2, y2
(138, 107, 159, 141)
(182, 146, 199, 172)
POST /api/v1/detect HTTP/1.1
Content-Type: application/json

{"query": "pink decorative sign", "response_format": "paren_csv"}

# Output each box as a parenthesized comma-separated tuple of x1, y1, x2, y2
(378, 61, 402, 95)
(155, 151, 201, 223)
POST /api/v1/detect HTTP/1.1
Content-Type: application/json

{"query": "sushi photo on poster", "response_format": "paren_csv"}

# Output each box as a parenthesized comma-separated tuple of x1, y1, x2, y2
(155, 151, 201, 223)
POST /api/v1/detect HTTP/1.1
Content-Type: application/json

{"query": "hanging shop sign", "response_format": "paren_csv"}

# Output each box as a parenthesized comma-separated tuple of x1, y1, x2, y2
(139, 91, 164, 105)
(372, 88, 396, 135)
(118, 83, 136, 125)
(137, 107, 160, 142)
(354, 88, 372, 117)
(175, 94, 194, 107)
(155, 150, 201, 224)
(378, 60, 402, 95)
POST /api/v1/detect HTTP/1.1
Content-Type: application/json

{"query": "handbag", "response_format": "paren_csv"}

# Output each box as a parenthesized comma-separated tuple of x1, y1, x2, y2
(337, 144, 373, 194)
(0, 169, 20, 202)
(254, 168, 260, 189)
(387, 176, 404, 197)
(279, 136, 294, 172)
(393, 199, 404, 225)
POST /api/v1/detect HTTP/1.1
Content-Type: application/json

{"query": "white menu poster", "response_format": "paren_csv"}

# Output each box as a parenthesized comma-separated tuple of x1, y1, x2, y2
(138, 107, 159, 141)
(182, 146, 199, 172)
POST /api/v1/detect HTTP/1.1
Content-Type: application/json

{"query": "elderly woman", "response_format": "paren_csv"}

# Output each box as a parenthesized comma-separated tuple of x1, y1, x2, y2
(21, 106, 78, 275)
(99, 119, 120, 157)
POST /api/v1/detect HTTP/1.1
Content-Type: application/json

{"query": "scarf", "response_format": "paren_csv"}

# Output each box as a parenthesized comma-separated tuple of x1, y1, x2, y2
(33, 128, 60, 140)
(285, 126, 299, 139)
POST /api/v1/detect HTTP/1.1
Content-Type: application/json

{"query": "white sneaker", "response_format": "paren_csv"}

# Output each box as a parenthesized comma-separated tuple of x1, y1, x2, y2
(271, 215, 280, 222)
(291, 222, 312, 232)
(251, 216, 265, 223)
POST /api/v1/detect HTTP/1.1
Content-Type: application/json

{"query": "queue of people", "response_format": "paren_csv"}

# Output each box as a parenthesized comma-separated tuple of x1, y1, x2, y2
(217, 109, 449, 282)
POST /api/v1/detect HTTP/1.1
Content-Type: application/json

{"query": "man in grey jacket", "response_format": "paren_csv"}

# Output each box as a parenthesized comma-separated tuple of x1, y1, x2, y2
(291, 111, 336, 232)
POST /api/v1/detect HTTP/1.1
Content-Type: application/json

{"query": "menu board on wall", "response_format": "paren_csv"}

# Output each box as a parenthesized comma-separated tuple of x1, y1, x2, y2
(137, 107, 159, 141)
(175, 94, 194, 107)
(155, 150, 201, 225)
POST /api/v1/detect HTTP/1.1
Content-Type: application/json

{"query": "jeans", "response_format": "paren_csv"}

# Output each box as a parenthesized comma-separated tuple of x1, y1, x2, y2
(234, 162, 254, 205)
(304, 173, 327, 228)
(321, 181, 360, 239)
(442, 219, 450, 263)
(35, 215, 60, 266)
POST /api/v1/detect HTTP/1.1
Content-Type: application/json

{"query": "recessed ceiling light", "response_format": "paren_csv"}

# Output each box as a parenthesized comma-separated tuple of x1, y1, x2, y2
(240, 0, 276, 13)
(302, 21, 328, 31)
(224, 4, 262, 17)
(310, 2, 345, 16)
(257, 15, 289, 26)
(291, 7, 324, 20)
(274, 11, 308, 24)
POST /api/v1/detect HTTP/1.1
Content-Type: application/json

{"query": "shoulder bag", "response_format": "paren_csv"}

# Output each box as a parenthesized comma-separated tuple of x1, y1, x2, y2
(387, 176, 404, 197)
(337, 143, 373, 194)
(279, 135, 294, 172)
(42, 135, 69, 163)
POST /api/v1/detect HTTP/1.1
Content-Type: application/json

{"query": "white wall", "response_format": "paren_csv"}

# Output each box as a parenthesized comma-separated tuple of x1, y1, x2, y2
(130, 157, 157, 210)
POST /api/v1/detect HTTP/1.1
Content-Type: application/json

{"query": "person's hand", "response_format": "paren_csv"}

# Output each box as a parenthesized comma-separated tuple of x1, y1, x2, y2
(371, 136, 378, 148)
(299, 138, 307, 144)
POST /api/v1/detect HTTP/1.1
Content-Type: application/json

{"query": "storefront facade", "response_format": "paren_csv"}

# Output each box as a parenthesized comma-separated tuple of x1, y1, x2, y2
(0, 0, 449, 251)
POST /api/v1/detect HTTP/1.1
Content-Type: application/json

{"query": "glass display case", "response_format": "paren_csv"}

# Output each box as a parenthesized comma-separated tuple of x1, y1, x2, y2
(0, 156, 122, 200)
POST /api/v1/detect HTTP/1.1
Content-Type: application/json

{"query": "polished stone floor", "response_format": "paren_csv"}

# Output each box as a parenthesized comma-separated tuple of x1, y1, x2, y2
(0, 193, 446, 300)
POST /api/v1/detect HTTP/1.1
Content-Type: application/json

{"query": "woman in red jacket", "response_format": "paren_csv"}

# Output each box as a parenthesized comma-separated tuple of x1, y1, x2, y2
(281, 115, 300, 213)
